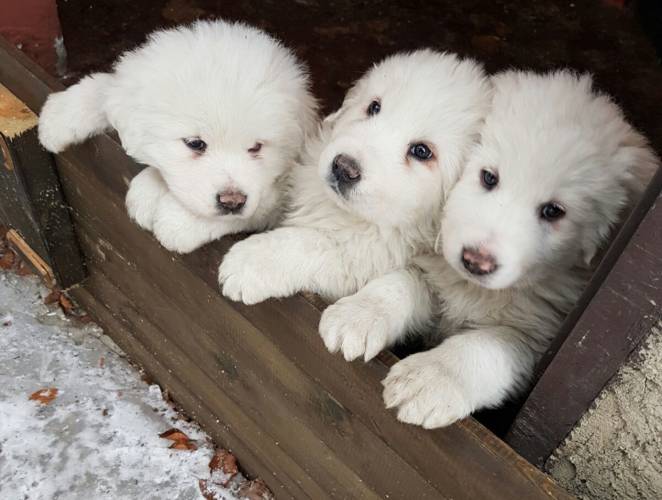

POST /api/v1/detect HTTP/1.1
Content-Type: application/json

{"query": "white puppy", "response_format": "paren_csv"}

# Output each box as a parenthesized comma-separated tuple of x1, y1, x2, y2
(380, 70, 659, 428)
(38, 20, 317, 253)
(219, 49, 491, 361)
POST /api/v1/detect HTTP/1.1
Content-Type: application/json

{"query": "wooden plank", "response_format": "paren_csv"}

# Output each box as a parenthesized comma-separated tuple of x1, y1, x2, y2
(6, 228, 55, 286)
(0, 128, 85, 287)
(0, 75, 85, 288)
(506, 165, 662, 466)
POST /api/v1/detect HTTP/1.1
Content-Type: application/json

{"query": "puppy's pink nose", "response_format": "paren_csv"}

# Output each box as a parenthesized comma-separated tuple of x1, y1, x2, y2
(217, 191, 247, 214)
(461, 246, 497, 276)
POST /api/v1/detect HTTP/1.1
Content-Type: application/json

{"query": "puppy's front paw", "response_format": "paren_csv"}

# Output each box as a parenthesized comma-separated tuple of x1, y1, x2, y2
(125, 168, 168, 231)
(151, 196, 207, 254)
(319, 297, 396, 361)
(38, 93, 77, 153)
(219, 236, 288, 305)
(382, 353, 472, 429)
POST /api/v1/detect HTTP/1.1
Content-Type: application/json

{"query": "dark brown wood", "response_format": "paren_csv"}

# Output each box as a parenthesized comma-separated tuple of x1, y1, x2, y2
(506, 165, 662, 466)
(0, 127, 85, 287)
(0, 33, 573, 498)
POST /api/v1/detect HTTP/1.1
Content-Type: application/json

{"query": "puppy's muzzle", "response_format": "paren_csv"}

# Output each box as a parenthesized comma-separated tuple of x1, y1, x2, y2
(330, 154, 361, 195)
(461, 246, 498, 276)
(217, 190, 247, 215)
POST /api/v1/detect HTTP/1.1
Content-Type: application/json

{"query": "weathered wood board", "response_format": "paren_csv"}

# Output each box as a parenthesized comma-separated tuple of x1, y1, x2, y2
(0, 81, 84, 287)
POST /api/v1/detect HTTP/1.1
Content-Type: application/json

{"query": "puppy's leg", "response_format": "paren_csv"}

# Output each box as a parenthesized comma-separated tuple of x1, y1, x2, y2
(219, 227, 346, 305)
(125, 167, 168, 231)
(382, 327, 536, 428)
(38, 73, 113, 153)
(151, 193, 238, 254)
(319, 268, 433, 362)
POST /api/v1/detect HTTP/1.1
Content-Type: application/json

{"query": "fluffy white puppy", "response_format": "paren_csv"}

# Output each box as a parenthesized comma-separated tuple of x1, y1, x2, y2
(380, 70, 659, 428)
(219, 50, 491, 361)
(38, 20, 317, 253)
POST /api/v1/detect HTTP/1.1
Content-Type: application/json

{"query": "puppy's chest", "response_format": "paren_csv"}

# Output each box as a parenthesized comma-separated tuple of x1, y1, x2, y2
(339, 230, 416, 282)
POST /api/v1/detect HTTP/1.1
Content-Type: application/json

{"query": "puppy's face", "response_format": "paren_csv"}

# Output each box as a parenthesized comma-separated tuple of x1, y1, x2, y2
(107, 21, 316, 220)
(441, 71, 658, 290)
(137, 103, 301, 220)
(317, 50, 490, 227)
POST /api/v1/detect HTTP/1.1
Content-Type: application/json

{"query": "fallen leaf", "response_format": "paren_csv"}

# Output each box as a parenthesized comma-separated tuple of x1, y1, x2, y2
(159, 427, 198, 450)
(102, 408, 109, 417)
(0, 251, 15, 269)
(159, 428, 190, 441)
(58, 293, 74, 314)
(78, 314, 93, 324)
(198, 479, 216, 500)
(238, 479, 274, 500)
(44, 290, 61, 304)
(170, 441, 197, 451)
(209, 449, 238, 485)
(16, 260, 33, 276)
(29, 387, 58, 405)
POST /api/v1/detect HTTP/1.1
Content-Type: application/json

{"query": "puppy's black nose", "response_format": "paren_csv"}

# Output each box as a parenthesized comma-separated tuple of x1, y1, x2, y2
(217, 191, 247, 214)
(461, 246, 498, 276)
(331, 154, 361, 189)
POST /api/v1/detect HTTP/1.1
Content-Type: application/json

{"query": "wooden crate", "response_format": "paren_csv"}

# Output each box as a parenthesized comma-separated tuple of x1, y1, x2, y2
(0, 35, 577, 499)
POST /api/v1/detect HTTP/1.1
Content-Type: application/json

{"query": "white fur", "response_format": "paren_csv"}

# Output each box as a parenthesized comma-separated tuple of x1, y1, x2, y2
(219, 50, 491, 364)
(382, 70, 660, 428)
(39, 20, 317, 253)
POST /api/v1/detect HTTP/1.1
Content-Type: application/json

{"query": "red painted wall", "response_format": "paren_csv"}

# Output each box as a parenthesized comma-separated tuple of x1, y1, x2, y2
(0, 0, 62, 75)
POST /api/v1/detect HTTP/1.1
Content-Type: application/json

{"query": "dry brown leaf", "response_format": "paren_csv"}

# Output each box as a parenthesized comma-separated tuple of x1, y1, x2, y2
(44, 290, 61, 305)
(16, 260, 33, 276)
(198, 479, 216, 500)
(58, 293, 74, 314)
(159, 428, 189, 441)
(209, 449, 238, 485)
(159, 427, 197, 450)
(238, 479, 274, 500)
(0, 250, 15, 270)
(29, 387, 58, 405)
(78, 314, 93, 324)
(169, 441, 198, 451)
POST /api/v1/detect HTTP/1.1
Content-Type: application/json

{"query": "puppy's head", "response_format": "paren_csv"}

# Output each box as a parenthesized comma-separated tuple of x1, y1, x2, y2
(440, 70, 659, 290)
(107, 20, 317, 219)
(318, 50, 490, 227)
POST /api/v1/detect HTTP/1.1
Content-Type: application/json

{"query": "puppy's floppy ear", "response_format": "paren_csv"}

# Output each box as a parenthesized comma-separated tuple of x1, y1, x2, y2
(581, 131, 660, 267)
(322, 107, 343, 128)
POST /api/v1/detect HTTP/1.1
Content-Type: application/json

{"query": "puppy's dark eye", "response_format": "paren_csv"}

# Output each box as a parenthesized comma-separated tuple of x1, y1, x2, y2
(480, 169, 498, 190)
(183, 137, 207, 153)
(248, 142, 263, 154)
(408, 143, 433, 161)
(540, 202, 566, 221)
(367, 99, 381, 116)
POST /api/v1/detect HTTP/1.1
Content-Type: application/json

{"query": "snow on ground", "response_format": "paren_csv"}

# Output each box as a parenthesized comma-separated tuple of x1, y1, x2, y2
(0, 270, 249, 500)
